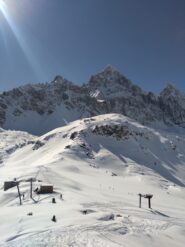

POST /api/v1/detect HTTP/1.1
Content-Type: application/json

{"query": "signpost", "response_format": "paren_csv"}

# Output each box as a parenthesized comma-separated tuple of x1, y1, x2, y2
(138, 193, 153, 209)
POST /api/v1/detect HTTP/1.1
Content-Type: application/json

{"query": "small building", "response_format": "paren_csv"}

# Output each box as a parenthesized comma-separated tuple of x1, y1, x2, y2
(4, 181, 17, 191)
(38, 184, 53, 194)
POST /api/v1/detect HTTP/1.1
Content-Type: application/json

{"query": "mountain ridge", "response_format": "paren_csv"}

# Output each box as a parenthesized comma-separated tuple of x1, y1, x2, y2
(0, 70, 185, 246)
(0, 66, 185, 135)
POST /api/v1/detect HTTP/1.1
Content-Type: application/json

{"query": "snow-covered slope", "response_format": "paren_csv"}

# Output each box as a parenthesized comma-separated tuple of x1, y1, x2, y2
(1, 66, 185, 135)
(0, 114, 185, 246)
(0, 129, 35, 166)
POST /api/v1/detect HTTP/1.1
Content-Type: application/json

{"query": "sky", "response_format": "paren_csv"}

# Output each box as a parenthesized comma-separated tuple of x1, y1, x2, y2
(0, 0, 184, 93)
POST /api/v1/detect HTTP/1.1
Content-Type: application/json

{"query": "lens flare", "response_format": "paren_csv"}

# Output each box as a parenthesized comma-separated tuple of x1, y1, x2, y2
(0, 1, 6, 13)
(0, 1, 43, 80)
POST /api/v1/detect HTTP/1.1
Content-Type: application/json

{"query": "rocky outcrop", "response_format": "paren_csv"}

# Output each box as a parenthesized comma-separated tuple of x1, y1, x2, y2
(91, 124, 130, 139)
(0, 66, 184, 134)
(159, 84, 185, 126)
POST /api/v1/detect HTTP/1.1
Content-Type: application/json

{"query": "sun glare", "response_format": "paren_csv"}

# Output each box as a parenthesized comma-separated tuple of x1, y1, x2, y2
(0, 0, 7, 17)
(0, 0, 5, 7)
(0, 0, 43, 80)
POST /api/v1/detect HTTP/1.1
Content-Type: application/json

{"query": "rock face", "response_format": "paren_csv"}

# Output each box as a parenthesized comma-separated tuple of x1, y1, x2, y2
(159, 84, 185, 126)
(0, 65, 185, 134)
(91, 124, 130, 140)
(86, 65, 161, 124)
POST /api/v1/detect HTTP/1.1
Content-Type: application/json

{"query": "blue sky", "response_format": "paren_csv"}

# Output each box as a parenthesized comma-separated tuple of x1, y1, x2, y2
(0, 0, 184, 93)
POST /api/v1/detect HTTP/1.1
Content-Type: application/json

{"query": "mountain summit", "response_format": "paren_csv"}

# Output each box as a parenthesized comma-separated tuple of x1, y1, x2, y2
(0, 66, 185, 135)
(0, 69, 185, 246)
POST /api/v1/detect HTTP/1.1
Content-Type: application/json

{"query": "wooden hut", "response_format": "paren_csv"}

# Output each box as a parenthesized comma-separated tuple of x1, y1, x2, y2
(38, 184, 53, 194)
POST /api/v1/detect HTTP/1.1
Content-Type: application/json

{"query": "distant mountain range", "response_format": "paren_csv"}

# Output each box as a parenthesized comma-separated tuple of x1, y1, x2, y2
(0, 65, 185, 135)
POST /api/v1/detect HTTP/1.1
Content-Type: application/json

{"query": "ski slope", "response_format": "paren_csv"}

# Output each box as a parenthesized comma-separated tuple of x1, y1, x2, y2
(0, 114, 185, 246)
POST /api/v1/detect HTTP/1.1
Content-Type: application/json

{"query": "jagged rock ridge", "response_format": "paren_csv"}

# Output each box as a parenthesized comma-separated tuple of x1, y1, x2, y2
(0, 65, 185, 134)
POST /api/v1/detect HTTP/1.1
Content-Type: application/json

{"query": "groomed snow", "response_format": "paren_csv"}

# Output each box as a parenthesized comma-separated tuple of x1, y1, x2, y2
(0, 114, 185, 246)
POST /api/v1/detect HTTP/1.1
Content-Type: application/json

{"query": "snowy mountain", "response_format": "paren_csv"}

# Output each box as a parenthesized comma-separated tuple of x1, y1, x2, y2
(0, 65, 185, 135)
(0, 114, 185, 246)
(0, 67, 185, 246)
(0, 77, 107, 135)
(0, 129, 35, 165)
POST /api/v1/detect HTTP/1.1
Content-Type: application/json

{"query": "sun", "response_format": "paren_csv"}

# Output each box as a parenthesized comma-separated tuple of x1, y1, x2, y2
(0, 0, 5, 11)
(0, 0, 43, 81)
(0, 1, 7, 19)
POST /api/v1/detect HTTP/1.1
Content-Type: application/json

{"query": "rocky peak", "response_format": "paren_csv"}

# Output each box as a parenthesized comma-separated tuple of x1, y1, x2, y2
(160, 84, 183, 99)
(0, 66, 185, 134)
(88, 65, 131, 90)
(52, 75, 72, 90)
(159, 84, 185, 106)
(53, 75, 64, 82)
(159, 84, 185, 126)
(103, 64, 121, 74)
